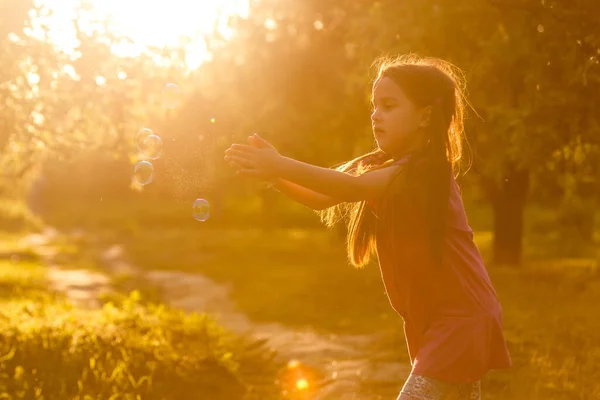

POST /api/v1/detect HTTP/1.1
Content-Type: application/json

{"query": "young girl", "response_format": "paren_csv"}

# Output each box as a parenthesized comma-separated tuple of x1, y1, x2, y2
(224, 54, 512, 400)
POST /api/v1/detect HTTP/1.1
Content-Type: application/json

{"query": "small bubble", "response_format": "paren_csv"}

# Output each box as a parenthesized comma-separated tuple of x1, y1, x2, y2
(135, 128, 153, 150)
(287, 359, 300, 369)
(133, 161, 154, 185)
(537, 24, 544, 33)
(162, 83, 181, 109)
(193, 198, 210, 221)
(142, 134, 163, 160)
(210, 117, 216, 123)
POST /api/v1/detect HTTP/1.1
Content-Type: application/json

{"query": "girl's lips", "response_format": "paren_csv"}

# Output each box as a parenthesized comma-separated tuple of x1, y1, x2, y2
(374, 128, 385, 138)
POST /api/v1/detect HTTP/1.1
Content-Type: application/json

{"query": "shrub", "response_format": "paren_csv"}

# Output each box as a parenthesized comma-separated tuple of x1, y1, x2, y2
(0, 199, 42, 233)
(0, 292, 282, 400)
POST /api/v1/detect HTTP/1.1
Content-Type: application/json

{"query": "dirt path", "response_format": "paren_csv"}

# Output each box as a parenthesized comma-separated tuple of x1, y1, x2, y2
(22, 229, 409, 399)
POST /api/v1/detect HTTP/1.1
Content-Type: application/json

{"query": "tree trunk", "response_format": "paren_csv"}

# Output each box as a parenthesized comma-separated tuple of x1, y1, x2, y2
(490, 165, 530, 266)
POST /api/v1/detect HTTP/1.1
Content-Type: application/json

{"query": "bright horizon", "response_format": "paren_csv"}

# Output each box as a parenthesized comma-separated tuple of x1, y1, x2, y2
(31, 0, 250, 69)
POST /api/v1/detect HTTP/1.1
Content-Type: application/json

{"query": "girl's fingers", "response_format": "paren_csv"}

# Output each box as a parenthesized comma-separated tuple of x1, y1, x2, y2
(228, 160, 245, 170)
(230, 144, 257, 153)
(248, 135, 265, 149)
(251, 134, 271, 148)
(226, 148, 256, 159)
(236, 169, 264, 179)
(225, 155, 255, 169)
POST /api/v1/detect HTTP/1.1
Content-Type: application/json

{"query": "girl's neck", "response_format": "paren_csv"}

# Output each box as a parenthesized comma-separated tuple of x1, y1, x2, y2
(390, 131, 428, 162)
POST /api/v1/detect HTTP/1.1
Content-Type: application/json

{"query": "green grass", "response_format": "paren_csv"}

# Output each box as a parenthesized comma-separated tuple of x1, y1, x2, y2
(0, 257, 52, 303)
(40, 198, 600, 399)
(81, 225, 600, 399)
(0, 198, 43, 232)
(103, 226, 403, 335)
(0, 236, 283, 400)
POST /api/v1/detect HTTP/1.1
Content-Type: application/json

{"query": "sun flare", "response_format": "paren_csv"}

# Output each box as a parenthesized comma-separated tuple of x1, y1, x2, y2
(33, 0, 250, 69)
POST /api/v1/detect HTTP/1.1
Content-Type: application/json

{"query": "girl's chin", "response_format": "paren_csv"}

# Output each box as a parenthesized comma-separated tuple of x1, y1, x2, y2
(376, 139, 391, 153)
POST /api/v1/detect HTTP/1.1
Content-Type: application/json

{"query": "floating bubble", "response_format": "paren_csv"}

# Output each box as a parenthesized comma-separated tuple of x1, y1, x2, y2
(210, 117, 216, 123)
(133, 161, 154, 185)
(193, 198, 210, 221)
(142, 134, 163, 160)
(537, 24, 545, 33)
(162, 83, 181, 109)
(135, 128, 153, 150)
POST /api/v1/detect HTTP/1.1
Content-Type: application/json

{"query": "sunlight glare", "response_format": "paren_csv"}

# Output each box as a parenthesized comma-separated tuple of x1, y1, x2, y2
(296, 378, 309, 391)
(33, 0, 250, 69)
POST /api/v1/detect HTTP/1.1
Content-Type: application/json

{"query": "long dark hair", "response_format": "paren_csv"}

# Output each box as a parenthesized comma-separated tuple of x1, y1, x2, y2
(319, 54, 470, 268)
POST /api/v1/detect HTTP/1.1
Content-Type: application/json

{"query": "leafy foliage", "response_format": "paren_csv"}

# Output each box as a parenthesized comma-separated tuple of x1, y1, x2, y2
(0, 291, 282, 400)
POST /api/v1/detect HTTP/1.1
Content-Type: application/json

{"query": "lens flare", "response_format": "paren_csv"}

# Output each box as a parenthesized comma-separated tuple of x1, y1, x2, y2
(295, 378, 309, 391)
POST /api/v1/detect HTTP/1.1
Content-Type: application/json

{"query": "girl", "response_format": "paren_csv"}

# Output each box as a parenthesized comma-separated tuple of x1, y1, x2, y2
(224, 54, 512, 400)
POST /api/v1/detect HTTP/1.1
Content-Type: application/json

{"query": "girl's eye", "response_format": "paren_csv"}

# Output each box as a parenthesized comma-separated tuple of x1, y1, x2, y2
(381, 102, 395, 110)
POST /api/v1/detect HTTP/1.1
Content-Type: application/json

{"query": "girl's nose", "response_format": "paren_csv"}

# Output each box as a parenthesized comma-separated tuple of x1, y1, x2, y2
(371, 109, 381, 122)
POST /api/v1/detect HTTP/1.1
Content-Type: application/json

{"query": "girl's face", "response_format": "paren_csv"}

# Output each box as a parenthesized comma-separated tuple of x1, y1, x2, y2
(371, 77, 428, 157)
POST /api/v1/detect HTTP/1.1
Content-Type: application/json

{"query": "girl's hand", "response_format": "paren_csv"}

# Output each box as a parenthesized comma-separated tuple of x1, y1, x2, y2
(224, 133, 281, 180)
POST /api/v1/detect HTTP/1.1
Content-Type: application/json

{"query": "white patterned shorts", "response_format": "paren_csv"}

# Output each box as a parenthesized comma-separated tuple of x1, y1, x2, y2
(398, 374, 481, 400)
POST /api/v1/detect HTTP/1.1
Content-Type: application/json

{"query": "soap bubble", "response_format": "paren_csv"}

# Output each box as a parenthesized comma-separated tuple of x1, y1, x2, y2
(133, 161, 154, 185)
(192, 198, 210, 221)
(135, 128, 153, 150)
(142, 134, 163, 160)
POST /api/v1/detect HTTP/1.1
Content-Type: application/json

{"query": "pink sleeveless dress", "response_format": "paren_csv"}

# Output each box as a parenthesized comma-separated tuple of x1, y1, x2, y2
(371, 159, 512, 383)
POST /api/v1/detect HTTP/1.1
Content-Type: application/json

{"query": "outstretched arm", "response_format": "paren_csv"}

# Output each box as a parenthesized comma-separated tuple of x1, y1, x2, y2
(272, 179, 341, 210)
(225, 134, 342, 210)
(225, 141, 399, 202)
(273, 156, 398, 202)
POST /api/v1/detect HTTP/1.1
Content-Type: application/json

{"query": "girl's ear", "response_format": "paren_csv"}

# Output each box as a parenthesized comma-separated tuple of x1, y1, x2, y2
(418, 105, 433, 128)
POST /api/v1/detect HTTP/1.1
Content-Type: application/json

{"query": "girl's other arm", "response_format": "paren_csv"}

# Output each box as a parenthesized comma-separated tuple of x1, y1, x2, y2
(272, 179, 341, 211)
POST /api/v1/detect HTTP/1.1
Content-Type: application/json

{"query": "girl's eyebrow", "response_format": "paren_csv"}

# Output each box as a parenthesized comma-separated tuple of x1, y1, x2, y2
(373, 96, 398, 102)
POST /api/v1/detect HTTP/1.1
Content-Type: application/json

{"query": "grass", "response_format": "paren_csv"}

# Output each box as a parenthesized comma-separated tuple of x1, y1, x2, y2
(105, 226, 403, 335)
(40, 198, 600, 399)
(0, 256, 52, 303)
(0, 235, 283, 400)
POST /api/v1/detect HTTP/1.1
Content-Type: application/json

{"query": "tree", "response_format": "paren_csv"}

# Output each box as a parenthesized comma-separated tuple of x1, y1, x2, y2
(340, 0, 600, 264)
